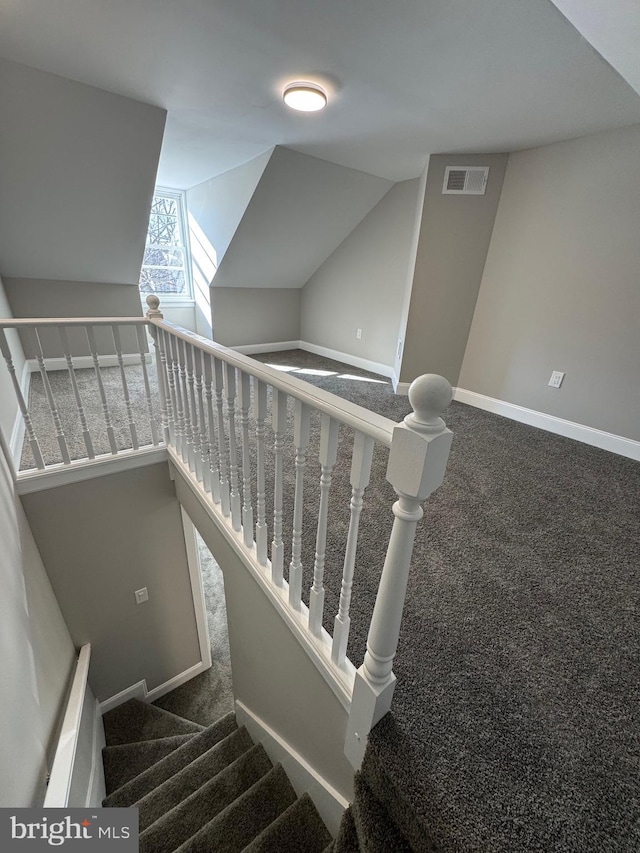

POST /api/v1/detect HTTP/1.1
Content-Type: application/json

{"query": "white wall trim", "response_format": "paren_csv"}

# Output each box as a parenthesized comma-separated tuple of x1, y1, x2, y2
(9, 357, 30, 467)
(394, 380, 411, 396)
(27, 353, 151, 373)
(44, 644, 92, 808)
(86, 700, 106, 808)
(299, 341, 394, 380)
(235, 699, 349, 838)
(181, 507, 212, 671)
(16, 446, 168, 494)
(454, 388, 640, 461)
(232, 340, 300, 355)
(98, 661, 210, 716)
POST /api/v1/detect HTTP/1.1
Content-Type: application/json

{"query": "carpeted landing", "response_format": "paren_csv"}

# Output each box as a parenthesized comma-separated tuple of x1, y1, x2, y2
(102, 699, 333, 853)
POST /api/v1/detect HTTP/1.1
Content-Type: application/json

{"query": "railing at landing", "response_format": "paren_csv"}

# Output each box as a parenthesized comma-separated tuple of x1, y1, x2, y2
(0, 296, 453, 766)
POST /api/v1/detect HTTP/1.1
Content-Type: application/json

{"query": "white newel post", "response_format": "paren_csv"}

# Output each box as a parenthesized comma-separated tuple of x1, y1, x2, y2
(344, 374, 453, 768)
(145, 295, 170, 445)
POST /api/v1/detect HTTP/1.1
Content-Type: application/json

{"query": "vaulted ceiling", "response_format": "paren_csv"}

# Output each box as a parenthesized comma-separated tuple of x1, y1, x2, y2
(0, 0, 639, 189)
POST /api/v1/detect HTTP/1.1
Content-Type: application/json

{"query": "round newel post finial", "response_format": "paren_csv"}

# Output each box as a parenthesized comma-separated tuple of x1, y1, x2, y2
(405, 374, 452, 433)
(145, 294, 163, 318)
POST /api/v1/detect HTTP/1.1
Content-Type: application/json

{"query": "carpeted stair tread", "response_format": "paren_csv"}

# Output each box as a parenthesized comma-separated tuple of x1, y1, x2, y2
(103, 698, 204, 746)
(104, 712, 238, 808)
(321, 845, 335, 853)
(334, 806, 359, 853)
(243, 792, 332, 853)
(136, 727, 254, 831)
(139, 743, 273, 852)
(103, 734, 194, 795)
(173, 763, 297, 853)
(351, 771, 412, 853)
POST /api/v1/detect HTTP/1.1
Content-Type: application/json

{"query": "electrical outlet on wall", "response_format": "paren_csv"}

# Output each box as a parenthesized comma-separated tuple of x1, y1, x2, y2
(548, 371, 565, 388)
(356, 328, 362, 340)
(135, 587, 149, 604)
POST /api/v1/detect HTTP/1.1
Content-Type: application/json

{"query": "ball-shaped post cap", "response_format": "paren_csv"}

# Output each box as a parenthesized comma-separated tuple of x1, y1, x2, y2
(405, 374, 453, 433)
(146, 294, 160, 311)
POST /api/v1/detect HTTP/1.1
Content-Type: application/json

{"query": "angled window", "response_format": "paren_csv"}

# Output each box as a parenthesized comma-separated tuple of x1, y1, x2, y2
(139, 188, 193, 300)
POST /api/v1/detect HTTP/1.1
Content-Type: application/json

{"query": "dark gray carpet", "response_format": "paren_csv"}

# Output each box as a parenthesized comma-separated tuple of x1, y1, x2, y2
(26, 350, 640, 850)
(250, 350, 640, 853)
(102, 699, 330, 851)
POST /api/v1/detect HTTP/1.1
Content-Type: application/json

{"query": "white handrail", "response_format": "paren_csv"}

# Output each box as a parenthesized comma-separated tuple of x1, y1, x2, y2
(0, 317, 148, 327)
(149, 317, 397, 447)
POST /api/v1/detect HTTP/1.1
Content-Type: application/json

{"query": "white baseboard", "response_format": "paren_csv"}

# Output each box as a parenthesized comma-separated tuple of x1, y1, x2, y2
(98, 660, 210, 715)
(27, 353, 151, 373)
(454, 388, 640, 461)
(299, 341, 394, 380)
(235, 700, 349, 838)
(232, 341, 300, 355)
(394, 381, 411, 396)
(86, 699, 106, 808)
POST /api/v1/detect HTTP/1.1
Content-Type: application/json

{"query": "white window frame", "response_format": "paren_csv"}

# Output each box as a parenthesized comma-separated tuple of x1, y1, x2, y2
(140, 186, 194, 305)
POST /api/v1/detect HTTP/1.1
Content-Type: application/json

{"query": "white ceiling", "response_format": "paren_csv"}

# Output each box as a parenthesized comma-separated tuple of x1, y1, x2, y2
(0, 0, 639, 189)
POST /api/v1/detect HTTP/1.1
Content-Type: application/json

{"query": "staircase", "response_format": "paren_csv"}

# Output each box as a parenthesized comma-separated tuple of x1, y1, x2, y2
(102, 699, 332, 852)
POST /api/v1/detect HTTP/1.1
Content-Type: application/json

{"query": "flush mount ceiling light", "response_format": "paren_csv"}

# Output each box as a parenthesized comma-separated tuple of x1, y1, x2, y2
(283, 82, 327, 112)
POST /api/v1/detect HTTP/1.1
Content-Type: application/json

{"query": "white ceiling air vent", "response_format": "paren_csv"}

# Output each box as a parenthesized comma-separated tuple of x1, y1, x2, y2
(442, 166, 489, 195)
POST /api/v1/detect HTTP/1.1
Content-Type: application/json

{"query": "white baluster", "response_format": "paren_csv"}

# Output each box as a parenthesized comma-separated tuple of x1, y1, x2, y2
(185, 342, 203, 481)
(163, 329, 181, 452)
(309, 415, 340, 636)
(224, 363, 242, 532)
(332, 431, 374, 666)
(345, 375, 453, 768)
(177, 338, 196, 471)
(254, 380, 268, 566)
(0, 329, 45, 469)
(271, 388, 288, 587)
(32, 327, 71, 465)
(145, 296, 170, 445)
(213, 357, 230, 517)
(135, 324, 159, 446)
(288, 400, 310, 610)
(86, 326, 118, 455)
(238, 371, 254, 548)
(194, 348, 211, 493)
(111, 325, 139, 451)
(203, 352, 221, 504)
(58, 326, 95, 460)
(168, 333, 186, 461)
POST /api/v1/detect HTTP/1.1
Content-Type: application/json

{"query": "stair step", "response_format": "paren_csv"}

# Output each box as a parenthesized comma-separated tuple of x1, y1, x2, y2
(243, 792, 332, 853)
(104, 711, 238, 808)
(103, 699, 204, 746)
(173, 764, 297, 853)
(137, 728, 253, 831)
(103, 734, 194, 795)
(334, 807, 359, 853)
(352, 773, 411, 853)
(321, 844, 335, 853)
(139, 744, 272, 853)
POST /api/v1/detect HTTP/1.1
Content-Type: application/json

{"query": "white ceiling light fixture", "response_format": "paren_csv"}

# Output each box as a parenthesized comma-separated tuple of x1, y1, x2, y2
(283, 81, 327, 112)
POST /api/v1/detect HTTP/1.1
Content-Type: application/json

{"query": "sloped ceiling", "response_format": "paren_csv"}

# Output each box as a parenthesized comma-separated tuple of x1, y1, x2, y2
(211, 147, 392, 289)
(549, 1, 640, 97)
(0, 58, 166, 284)
(0, 1, 639, 188)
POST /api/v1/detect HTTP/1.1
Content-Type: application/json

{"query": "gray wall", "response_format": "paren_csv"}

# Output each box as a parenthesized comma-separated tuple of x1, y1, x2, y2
(4, 278, 144, 358)
(212, 147, 391, 291)
(400, 153, 508, 385)
(212, 287, 301, 347)
(174, 470, 355, 802)
(0, 446, 76, 806)
(459, 124, 640, 441)
(0, 275, 26, 444)
(22, 463, 201, 702)
(0, 58, 165, 285)
(301, 180, 422, 369)
(187, 150, 273, 268)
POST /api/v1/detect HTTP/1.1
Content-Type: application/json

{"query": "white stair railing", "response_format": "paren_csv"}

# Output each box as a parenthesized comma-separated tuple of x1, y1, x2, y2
(0, 297, 453, 767)
(144, 296, 453, 760)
